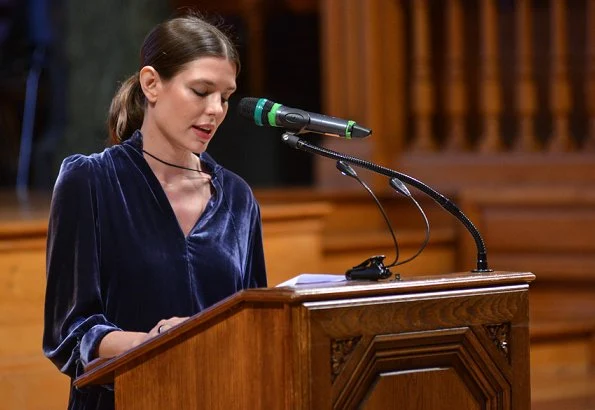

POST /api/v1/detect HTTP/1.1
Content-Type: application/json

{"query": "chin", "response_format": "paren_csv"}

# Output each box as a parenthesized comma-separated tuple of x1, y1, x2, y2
(190, 142, 209, 153)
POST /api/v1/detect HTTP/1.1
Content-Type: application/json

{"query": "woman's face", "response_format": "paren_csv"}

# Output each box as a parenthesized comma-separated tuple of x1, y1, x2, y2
(143, 57, 237, 153)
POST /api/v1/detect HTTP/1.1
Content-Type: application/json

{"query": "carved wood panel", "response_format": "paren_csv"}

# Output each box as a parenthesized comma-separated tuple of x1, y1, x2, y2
(303, 284, 530, 409)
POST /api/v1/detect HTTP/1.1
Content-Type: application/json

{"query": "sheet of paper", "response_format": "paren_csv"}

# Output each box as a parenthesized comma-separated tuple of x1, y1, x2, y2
(275, 273, 346, 287)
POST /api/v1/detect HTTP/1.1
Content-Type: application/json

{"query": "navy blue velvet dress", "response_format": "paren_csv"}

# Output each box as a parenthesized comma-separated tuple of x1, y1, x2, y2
(43, 130, 267, 409)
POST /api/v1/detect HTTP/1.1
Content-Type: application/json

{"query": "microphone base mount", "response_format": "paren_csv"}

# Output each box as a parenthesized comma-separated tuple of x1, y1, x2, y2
(345, 255, 401, 281)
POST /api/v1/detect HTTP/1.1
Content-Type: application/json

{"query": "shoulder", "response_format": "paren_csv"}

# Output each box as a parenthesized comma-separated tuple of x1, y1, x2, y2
(55, 154, 94, 185)
(54, 146, 122, 191)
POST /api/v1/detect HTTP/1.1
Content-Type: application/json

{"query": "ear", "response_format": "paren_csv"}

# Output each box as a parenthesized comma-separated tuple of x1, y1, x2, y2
(139, 66, 161, 103)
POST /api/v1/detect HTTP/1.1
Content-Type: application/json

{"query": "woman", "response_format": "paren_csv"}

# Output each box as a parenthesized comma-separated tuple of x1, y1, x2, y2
(43, 14, 267, 409)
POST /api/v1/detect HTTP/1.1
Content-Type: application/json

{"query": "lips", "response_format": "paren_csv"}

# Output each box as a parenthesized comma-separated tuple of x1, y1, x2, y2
(192, 125, 214, 140)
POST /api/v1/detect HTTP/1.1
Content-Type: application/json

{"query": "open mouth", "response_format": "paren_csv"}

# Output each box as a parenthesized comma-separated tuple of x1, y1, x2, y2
(194, 125, 213, 134)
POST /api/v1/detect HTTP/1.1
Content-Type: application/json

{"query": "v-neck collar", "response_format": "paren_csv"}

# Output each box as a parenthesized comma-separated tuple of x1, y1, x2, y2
(122, 130, 221, 240)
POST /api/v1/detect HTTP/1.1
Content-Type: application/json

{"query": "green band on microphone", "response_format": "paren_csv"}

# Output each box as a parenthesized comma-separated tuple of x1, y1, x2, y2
(268, 103, 282, 126)
(254, 99, 267, 126)
(345, 120, 355, 139)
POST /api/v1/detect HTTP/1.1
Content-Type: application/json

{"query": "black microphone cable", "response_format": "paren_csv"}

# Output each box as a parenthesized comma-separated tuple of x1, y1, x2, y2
(388, 178, 431, 267)
(336, 161, 397, 281)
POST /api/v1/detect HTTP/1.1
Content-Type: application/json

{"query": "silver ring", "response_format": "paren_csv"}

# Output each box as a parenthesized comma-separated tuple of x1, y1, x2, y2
(158, 324, 165, 334)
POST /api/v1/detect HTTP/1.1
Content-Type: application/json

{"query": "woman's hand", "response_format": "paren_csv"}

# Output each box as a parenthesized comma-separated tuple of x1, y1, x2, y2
(147, 316, 190, 338)
(97, 316, 190, 359)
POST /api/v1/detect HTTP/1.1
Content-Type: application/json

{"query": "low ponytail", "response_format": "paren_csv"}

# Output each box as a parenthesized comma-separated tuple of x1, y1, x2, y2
(107, 72, 145, 144)
(107, 14, 242, 144)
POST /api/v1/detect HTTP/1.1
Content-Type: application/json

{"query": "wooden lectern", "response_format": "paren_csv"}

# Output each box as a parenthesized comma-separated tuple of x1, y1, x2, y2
(75, 271, 534, 409)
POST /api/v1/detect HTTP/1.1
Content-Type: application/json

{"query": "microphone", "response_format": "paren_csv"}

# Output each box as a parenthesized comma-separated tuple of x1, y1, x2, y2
(336, 160, 397, 281)
(237, 97, 372, 139)
(281, 132, 493, 273)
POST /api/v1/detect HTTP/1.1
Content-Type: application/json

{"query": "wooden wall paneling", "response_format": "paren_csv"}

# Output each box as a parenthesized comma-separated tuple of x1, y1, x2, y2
(0, 222, 70, 410)
(256, 188, 459, 278)
(260, 202, 331, 285)
(322, 227, 456, 277)
(456, 185, 595, 407)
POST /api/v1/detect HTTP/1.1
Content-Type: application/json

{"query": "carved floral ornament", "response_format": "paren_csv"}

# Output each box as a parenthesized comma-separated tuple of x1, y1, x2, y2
(330, 336, 362, 382)
(485, 322, 511, 361)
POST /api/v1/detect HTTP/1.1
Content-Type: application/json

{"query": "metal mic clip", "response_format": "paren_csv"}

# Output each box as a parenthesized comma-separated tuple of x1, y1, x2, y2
(345, 255, 395, 281)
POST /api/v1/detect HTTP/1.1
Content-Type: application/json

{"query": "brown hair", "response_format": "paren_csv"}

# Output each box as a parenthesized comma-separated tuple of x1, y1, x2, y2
(107, 14, 241, 144)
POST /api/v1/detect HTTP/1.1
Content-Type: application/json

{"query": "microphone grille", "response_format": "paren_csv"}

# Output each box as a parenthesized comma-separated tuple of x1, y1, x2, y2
(237, 97, 260, 119)
(237, 97, 277, 126)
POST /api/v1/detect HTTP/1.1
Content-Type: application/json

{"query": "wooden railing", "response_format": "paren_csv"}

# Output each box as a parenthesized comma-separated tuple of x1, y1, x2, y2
(317, 0, 595, 189)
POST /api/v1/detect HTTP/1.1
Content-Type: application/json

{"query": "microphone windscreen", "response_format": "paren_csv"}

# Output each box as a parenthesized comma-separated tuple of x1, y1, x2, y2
(237, 97, 260, 120)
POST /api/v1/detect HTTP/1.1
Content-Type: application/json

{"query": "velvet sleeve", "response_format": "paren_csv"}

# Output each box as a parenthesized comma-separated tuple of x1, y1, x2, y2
(43, 155, 121, 380)
(243, 201, 267, 289)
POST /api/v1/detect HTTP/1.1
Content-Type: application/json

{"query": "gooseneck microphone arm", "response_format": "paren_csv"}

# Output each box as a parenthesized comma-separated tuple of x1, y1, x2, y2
(281, 132, 492, 273)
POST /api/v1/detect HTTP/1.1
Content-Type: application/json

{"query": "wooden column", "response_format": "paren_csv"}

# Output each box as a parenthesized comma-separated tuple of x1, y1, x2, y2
(241, 0, 266, 96)
(478, 0, 503, 152)
(317, 0, 406, 188)
(514, 0, 539, 152)
(317, 0, 369, 189)
(361, 0, 405, 164)
(586, 0, 595, 151)
(548, 0, 574, 151)
(444, 0, 467, 151)
(320, 0, 363, 120)
(410, 0, 436, 152)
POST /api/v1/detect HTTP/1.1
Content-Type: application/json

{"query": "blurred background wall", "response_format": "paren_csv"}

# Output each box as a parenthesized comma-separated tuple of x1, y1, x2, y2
(1, 0, 594, 409)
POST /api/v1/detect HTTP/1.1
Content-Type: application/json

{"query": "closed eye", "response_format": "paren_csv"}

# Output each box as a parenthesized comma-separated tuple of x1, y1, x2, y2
(192, 89, 208, 98)
(192, 89, 230, 104)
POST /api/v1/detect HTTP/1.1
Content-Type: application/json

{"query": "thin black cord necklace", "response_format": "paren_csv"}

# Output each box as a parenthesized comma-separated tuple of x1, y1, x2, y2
(142, 149, 204, 173)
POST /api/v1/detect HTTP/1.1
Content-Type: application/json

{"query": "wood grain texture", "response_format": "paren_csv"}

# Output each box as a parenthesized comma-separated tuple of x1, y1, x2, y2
(0, 212, 69, 409)
(361, 368, 482, 410)
(115, 304, 290, 410)
(75, 272, 533, 409)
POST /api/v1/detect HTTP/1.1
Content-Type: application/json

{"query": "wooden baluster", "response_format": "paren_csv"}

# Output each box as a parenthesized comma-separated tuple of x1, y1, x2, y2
(444, 0, 467, 151)
(548, 0, 574, 151)
(320, 0, 363, 120)
(585, 0, 595, 151)
(241, 0, 266, 95)
(514, 0, 539, 151)
(345, 0, 363, 118)
(361, 0, 405, 162)
(478, 0, 503, 152)
(410, 0, 436, 152)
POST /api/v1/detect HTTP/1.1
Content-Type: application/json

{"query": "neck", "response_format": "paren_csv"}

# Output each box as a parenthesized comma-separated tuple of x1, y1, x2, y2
(143, 149, 202, 173)
(139, 125, 202, 180)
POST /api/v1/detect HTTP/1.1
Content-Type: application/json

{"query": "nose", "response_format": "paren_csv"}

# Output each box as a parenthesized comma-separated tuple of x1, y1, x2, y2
(205, 94, 225, 116)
